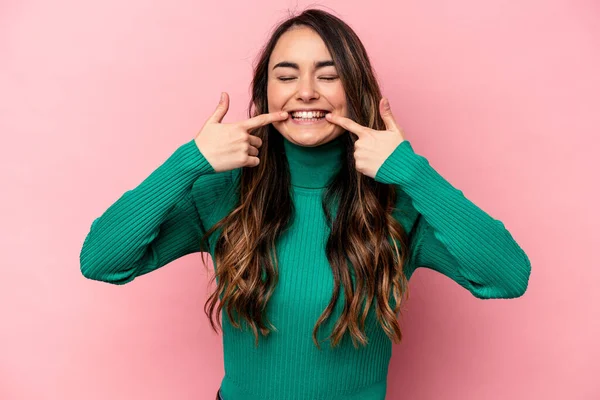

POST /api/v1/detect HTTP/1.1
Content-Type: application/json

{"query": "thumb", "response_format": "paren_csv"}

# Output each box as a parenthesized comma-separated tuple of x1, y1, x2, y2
(210, 92, 229, 123)
(380, 97, 399, 132)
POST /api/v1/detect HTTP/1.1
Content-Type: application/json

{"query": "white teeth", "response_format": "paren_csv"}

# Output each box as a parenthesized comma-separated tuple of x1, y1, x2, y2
(291, 111, 325, 118)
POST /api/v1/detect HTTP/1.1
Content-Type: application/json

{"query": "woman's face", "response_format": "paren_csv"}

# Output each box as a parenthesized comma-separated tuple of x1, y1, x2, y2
(267, 26, 348, 147)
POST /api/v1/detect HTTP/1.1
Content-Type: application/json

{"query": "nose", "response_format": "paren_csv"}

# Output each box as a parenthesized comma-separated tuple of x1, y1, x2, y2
(296, 76, 320, 102)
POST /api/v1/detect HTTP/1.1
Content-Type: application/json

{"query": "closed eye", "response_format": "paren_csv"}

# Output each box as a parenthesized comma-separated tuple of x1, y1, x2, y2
(277, 76, 339, 81)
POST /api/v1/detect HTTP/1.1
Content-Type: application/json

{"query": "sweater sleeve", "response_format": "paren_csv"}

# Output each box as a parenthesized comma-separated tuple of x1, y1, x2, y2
(375, 140, 531, 299)
(79, 139, 216, 285)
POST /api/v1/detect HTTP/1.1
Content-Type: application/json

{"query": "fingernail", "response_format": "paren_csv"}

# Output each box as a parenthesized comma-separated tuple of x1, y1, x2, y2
(280, 111, 288, 117)
(383, 98, 389, 108)
(220, 92, 225, 101)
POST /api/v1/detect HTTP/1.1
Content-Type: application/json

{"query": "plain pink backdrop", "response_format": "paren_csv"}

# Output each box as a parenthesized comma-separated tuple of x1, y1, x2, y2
(1, 0, 598, 399)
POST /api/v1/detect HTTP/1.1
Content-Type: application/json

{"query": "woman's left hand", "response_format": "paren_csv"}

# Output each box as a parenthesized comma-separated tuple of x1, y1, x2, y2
(325, 97, 406, 179)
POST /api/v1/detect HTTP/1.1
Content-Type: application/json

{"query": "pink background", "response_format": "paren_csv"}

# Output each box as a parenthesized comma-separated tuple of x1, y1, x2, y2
(1, 0, 598, 399)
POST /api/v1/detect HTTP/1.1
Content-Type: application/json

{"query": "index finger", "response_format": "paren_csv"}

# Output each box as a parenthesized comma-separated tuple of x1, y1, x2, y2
(325, 113, 370, 137)
(241, 111, 289, 130)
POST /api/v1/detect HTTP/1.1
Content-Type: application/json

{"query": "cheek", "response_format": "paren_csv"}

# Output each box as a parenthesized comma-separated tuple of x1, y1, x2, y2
(327, 85, 347, 111)
(267, 86, 285, 110)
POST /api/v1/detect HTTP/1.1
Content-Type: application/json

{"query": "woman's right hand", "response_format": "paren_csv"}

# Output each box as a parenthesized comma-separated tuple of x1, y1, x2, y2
(194, 92, 289, 173)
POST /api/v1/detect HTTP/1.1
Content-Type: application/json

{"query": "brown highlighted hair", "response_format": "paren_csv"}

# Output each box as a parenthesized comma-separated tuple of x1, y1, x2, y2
(201, 7, 410, 349)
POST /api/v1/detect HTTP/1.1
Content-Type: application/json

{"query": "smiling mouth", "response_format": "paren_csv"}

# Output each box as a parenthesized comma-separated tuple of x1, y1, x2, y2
(290, 111, 327, 120)
(288, 115, 328, 125)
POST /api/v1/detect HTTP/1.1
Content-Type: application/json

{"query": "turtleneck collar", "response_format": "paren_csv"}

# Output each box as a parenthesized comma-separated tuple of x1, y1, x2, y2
(282, 134, 345, 189)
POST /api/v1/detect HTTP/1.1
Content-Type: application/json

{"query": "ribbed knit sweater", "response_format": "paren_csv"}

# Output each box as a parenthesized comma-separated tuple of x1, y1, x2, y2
(79, 134, 531, 400)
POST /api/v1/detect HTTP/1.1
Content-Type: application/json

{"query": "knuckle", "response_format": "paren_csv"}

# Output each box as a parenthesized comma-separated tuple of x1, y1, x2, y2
(239, 131, 250, 141)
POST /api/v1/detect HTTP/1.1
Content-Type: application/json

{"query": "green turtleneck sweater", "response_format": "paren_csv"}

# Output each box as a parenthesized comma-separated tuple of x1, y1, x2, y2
(80, 134, 531, 400)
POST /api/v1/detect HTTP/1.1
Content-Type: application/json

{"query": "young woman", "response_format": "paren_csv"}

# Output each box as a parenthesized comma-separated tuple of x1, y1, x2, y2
(79, 8, 531, 400)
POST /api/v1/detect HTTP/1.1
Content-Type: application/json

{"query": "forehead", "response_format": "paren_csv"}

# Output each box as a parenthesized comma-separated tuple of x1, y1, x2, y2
(269, 26, 332, 67)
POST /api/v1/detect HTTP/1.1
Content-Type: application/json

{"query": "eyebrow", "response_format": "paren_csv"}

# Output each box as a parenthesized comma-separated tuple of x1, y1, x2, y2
(272, 60, 335, 70)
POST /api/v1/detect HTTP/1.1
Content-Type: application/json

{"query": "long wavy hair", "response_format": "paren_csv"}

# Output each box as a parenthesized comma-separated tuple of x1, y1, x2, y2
(200, 7, 411, 350)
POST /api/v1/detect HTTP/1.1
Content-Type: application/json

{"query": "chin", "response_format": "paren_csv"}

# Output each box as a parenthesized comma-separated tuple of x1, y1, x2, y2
(273, 121, 343, 146)
(288, 132, 341, 147)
